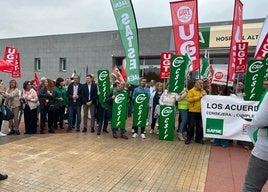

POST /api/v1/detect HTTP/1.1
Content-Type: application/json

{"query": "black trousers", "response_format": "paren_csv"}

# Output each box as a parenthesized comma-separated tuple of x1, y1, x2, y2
(186, 112, 203, 141)
(24, 105, 37, 134)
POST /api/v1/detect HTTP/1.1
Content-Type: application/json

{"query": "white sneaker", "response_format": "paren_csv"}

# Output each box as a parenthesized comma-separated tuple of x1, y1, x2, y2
(0, 132, 7, 137)
(141, 133, 146, 139)
(156, 130, 159, 135)
(132, 133, 138, 138)
(156, 122, 159, 127)
(149, 130, 154, 134)
(144, 130, 146, 134)
(178, 133, 185, 141)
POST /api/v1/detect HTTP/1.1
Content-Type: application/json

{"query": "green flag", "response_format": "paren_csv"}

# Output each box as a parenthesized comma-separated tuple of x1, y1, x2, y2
(112, 92, 127, 129)
(244, 60, 267, 101)
(159, 105, 175, 141)
(201, 57, 210, 80)
(132, 93, 149, 127)
(168, 55, 187, 93)
(184, 52, 192, 79)
(97, 70, 110, 108)
(71, 70, 76, 77)
(110, 0, 140, 86)
(264, 54, 268, 79)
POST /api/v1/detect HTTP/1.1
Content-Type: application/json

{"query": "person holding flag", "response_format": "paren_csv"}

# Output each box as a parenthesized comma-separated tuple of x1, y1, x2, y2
(131, 77, 150, 139)
(105, 81, 128, 139)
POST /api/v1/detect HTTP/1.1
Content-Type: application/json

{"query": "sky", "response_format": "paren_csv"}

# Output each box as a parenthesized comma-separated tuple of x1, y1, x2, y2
(0, 0, 267, 39)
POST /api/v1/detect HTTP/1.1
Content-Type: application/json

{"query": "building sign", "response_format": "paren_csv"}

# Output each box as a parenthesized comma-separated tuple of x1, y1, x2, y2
(199, 23, 262, 48)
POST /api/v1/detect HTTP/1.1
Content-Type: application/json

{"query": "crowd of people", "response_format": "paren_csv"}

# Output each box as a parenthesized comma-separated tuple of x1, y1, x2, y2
(0, 75, 268, 188)
(0, 75, 267, 144)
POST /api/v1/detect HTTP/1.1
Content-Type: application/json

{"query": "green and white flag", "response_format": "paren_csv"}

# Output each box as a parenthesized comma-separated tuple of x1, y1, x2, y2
(244, 59, 267, 101)
(112, 92, 128, 129)
(184, 52, 192, 79)
(168, 55, 187, 93)
(159, 105, 175, 141)
(132, 93, 149, 127)
(201, 50, 210, 80)
(110, 0, 140, 86)
(97, 70, 110, 108)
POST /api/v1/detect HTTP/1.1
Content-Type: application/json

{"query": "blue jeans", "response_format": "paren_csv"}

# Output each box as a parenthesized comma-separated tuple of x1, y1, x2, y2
(68, 105, 81, 129)
(178, 109, 188, 133)
(214, 139, 229, 147)
(112, 127, 125, 135)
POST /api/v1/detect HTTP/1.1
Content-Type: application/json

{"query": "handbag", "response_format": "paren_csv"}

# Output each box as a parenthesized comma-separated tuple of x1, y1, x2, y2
(1, 105, 14, 120)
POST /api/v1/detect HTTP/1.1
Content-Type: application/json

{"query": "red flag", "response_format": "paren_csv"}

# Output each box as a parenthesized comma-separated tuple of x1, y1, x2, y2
(227, 0, 243, 82)
(34, 73, 40, 91)
(235, 42, 248, 73)
(170, 0, 200, 72)
(254, 16, 268, 59)
(254, 33, 268, 59)
(12, 52, 21, 78)
(120, 65, 127, 82)
(3, 46, 18, 73)
(160, 52, 173, 80)
(112, 65, 125, 83)
(0, 59, 14, 72)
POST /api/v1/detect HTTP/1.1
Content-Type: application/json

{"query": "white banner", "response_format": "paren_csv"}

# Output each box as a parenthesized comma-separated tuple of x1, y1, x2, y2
(201, 95, 258, 141)
(211, 69, 233, 86)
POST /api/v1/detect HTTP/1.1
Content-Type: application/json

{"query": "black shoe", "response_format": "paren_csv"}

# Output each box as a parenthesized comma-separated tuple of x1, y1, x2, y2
(76, 128, 80, 132)
(97, 132, 101, 136)
(195, 140, 205, 144)
(7, 130, 15, 135)
(15, 130, 20, 135)
(48, 130, 55, 133)
(40, 131, 45, 134)
(0, 174, 8, 180)
(185, 140, 191, 144)
(103, 130, 109, 133)
(82, 128, 87, 133)
(91, 128, 95, 133)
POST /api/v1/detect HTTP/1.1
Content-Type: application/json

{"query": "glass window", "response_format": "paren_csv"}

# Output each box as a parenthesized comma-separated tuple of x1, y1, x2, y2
(34, 58, 41, 71)
(60, 58, 67, 71)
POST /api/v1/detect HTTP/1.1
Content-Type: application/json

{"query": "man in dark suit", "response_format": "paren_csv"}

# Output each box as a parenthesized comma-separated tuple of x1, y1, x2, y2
(67, 75, 83, 132)
(81, 74, 98, 133)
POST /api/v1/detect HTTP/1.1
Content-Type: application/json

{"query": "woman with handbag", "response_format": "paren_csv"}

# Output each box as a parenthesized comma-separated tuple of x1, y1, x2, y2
(22, 81, 39, 134)
(4, 79, 20, 135)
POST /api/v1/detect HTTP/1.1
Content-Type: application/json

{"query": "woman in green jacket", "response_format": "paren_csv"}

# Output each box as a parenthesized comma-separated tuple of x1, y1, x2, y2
(54, 77, 68, 130)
